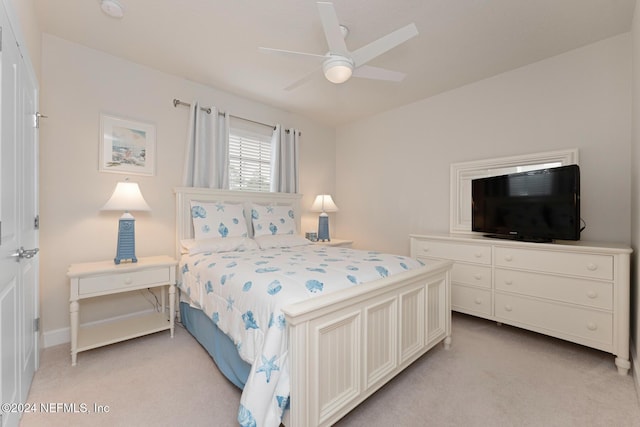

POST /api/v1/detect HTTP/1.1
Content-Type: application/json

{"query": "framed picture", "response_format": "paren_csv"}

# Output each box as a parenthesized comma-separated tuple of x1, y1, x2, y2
(99, 114, 156, 176)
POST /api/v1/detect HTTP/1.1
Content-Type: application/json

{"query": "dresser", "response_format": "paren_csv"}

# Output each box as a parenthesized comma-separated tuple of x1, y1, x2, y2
(410, 234, 632, 375)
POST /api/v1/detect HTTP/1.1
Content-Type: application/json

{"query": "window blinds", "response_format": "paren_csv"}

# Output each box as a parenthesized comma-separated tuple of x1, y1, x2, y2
(228, 128, 272, 192)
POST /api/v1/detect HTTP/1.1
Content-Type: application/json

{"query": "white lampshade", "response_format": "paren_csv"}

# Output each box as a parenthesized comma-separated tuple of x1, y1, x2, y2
(102, 181, 151, 212)
(311, 195, 339, 213)
(323, 57, 353, 84)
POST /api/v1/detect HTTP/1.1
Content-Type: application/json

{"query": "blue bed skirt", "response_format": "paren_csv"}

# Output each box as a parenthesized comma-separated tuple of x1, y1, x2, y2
(179, 301, 251, 389)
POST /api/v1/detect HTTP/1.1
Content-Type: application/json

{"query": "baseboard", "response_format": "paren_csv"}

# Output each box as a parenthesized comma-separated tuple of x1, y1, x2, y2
(43, 308, 160, 348)
(43, 326, 70, 348)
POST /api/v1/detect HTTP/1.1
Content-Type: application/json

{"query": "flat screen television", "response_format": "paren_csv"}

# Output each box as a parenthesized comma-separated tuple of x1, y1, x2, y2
(471, 164, 581, 242)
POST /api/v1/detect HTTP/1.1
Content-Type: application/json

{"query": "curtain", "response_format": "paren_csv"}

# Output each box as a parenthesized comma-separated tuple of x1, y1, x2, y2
(270, 124, 300, 193)
(182, 101, 230, 189)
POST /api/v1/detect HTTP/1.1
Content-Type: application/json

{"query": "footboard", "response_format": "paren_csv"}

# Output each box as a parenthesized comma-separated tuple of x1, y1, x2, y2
(282, 260, 452, 427)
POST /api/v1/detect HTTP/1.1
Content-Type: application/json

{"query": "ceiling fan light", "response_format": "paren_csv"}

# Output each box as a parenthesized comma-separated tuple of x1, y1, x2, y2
(323, 57, 354, 84)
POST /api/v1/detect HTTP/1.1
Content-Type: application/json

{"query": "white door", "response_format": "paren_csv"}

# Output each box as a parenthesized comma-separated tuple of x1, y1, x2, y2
(18, 32, 39, 406)
(0, 3, 39, 426)
(0, 10, 22, 427)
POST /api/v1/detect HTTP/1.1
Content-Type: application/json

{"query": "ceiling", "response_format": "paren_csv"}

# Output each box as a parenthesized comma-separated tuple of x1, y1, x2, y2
(34, 0, 636, 127)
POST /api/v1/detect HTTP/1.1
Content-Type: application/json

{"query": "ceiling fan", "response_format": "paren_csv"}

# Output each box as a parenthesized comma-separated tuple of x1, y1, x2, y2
(259, 1, 418, 90)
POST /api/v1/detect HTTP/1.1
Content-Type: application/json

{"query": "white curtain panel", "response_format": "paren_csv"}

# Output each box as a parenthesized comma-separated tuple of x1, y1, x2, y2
(270, 124, 300, 193)
(182, 101, 230, 189)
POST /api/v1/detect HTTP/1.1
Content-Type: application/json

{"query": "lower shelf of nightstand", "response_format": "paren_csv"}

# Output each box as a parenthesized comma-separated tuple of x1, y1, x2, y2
(77, 312, 171, 352)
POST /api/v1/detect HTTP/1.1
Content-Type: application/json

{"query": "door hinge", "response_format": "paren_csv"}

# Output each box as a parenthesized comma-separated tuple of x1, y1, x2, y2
(35, 112, 47, 129)
(34, 317, 40, 332)
(34, 215, 40, 230)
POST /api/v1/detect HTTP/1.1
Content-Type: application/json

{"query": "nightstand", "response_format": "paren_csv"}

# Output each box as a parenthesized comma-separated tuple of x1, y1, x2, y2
(312, 238, 353, 248)
(67, 255, 177, 366)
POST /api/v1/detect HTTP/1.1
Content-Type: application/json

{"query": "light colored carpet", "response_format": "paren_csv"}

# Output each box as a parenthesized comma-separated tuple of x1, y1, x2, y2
(20, 313, 640, 427)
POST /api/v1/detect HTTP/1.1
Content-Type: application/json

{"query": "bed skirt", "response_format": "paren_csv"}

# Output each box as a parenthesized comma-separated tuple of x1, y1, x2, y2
(179, 301, 251, 389)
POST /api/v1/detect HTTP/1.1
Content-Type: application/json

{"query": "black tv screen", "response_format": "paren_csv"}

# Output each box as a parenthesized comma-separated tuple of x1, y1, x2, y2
(471, 165, 580, 242)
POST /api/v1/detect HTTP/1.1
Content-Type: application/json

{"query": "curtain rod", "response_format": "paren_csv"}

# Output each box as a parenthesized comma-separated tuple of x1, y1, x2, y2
(173, 98, 277, 131)
(173, 98, 212, 114)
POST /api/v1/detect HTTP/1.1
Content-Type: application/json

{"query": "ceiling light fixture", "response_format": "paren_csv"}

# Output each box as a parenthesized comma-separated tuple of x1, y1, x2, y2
(100, 0, 124, 19)
(323, 56, 354, 84)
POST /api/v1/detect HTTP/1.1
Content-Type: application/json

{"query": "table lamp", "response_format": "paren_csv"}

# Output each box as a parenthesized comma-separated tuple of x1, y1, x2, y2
(311, 194, 339, 241)
(102, 180, 150, 264)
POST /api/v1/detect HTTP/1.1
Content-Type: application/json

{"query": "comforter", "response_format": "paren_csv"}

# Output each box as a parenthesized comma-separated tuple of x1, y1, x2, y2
(179, 243, 423, 427)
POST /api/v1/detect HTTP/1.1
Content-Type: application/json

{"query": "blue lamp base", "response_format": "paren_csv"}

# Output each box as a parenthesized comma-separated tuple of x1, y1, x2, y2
(317, 214, 330, 242)
(114, 216, 137, 264)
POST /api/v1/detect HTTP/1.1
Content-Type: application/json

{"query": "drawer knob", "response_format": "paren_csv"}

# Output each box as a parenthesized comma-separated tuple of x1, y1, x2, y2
(586, 263, 598, 271)
(474, 252, 483, 259)
(422, 248, 429, 253)
(504, 255, 513, 262)
(124, 277, 133, 285)
(587, 290, 598, 299)
(504, 280, 513, 286)
(474, 274, 482, 280)
(504, 305, 513, 312)
(474, 298, 483, 305)
(587, 322, 598, 331)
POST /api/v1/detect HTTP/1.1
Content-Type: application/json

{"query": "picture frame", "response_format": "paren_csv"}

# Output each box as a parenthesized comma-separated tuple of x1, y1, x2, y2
(99, 114, 156, 176)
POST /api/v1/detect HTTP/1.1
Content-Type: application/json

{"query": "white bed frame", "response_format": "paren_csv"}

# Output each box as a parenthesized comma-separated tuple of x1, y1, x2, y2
(175, 187, 452, 427)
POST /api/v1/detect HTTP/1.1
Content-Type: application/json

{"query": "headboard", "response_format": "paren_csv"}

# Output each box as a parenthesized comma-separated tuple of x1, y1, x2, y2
(174, 187, 303, 259)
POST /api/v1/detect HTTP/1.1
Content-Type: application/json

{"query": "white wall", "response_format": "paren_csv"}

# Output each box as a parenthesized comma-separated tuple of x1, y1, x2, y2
(335, 34, 632, 256)
(39, 34, 336, 340)
(630, 0, 640, 389)
(6, 0, 40, 80)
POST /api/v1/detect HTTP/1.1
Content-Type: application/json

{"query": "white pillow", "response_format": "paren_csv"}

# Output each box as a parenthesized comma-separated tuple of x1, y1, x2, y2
(251, 204, 297, 237)
(254, 234, 311, 249)
(190, 201, 248, 240)
(181, 236, 258, 255)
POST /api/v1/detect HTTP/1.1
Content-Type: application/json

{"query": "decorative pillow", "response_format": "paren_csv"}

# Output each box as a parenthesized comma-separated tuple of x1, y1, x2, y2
(254, 234, 310, 249)
(251, 204, 297, 237)
(190, 201, 248, 240)
(181, 236, 258, 255)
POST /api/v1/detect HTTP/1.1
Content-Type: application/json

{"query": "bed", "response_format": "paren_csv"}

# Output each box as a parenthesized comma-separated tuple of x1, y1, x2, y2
(175, 187, 452, 427)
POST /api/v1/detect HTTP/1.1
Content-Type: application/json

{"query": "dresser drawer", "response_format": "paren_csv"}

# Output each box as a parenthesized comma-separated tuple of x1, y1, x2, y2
(79, 268, 171, 295)
(452, 284, 492, 317)
(494, 247, 613, 280)
(495, 293, 613, 349)
(452, 263, 491, 289)
(412, 239, 491, 265)
(495, 269, 612, 309)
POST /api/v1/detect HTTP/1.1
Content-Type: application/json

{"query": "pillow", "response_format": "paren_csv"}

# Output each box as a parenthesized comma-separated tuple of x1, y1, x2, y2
(251, 204, 297, 237)
(190, 201, 248, 240)
(254, 234, 311, 249)
(181, 236, 259, 255)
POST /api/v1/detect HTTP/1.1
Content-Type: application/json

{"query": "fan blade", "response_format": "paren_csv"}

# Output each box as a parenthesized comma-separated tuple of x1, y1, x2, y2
(317, 2, 348, 55)
(284, 67, 322, 91)
(351, 23, 418, 67)
(259, 47, 327, 61)
(352, 65, 406, 82)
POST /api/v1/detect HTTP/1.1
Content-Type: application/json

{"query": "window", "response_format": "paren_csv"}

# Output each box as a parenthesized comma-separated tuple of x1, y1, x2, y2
(228, 127, 272, 192)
